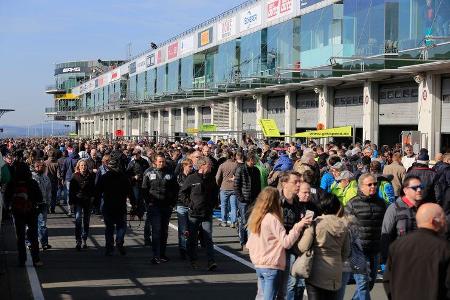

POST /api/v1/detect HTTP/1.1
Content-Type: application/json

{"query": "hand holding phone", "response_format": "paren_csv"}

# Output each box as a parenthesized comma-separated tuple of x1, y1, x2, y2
(305, 210, 315, 220)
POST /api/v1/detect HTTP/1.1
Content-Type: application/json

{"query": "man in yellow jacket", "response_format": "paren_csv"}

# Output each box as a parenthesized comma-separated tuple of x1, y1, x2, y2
(330, 170, 358, 206)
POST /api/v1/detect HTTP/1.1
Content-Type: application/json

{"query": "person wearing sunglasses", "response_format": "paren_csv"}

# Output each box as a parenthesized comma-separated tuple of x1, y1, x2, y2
(344, 173, 387, 300)
(380, 175, 424, 269)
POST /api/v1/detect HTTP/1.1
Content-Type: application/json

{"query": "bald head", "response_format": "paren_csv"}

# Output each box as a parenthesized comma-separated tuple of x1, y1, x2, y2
(416, 203, 447, 233)
(435, 153, 443, 162)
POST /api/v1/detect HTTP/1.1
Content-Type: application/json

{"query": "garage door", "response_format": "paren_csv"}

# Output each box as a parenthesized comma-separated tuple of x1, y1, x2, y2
(379, 82, 418, 125)
(334, 87, 363, 127)
(267, 96, 285, 132)
(296, 92, 318, 128)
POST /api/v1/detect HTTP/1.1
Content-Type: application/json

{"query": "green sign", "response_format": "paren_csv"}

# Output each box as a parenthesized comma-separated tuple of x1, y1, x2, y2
(199, 124, 217, 132)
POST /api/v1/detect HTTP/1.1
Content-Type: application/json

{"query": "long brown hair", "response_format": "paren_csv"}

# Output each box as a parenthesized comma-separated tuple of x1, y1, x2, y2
(247, 187, 283, 234)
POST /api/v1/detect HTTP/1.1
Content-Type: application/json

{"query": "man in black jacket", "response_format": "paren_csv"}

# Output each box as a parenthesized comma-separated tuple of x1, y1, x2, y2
(142, 153, 178, 264)
(234, 153, 261, 249)
(126, 149, 150, 226)
(383, 203, 450, 300)
(179, 156, 219, 271)
(96, 158, 135, 256)
(345, 173, 387, 300)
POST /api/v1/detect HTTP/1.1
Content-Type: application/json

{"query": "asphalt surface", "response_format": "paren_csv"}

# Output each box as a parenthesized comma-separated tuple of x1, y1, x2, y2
(1, 205, 388, 300)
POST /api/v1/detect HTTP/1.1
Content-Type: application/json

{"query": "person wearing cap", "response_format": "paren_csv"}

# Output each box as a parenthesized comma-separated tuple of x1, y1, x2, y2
(370, 160, 395, 205)
(330, 170, 358, 206)
(320, 156, 341, 193)
(407, 149, 438, 202)
(383, 203, 450, 300)
(345, 173, 386, 300)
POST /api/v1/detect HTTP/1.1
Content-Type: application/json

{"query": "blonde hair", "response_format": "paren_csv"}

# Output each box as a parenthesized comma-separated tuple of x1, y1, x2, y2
(247, 187, 283, 234)
(75, 159, 88, 173)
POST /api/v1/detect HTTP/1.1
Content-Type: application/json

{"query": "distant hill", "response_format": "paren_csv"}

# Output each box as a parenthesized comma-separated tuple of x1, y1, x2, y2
(0, 123, 76, 138)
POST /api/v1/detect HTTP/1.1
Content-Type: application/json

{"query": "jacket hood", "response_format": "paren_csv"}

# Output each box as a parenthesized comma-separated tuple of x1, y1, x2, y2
(316, 215, 347, 237)
(273, 154, 293, 172)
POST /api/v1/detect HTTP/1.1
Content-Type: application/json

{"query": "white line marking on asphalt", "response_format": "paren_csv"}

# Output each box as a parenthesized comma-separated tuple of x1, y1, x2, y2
(168, 222, 255, 270)
(26, 251, 45, 300)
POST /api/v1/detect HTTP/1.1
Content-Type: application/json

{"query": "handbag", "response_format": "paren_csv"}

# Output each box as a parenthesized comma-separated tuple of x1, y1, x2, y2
(291, 224, 315, 278)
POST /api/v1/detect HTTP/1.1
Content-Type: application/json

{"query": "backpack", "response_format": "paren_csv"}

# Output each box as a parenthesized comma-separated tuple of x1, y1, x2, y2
(11, 181, 33, 216)
(394, 200, 416, 237)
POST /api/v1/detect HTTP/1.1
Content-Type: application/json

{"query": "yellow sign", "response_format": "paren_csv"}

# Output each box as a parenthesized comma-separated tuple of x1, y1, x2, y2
(258, 119, 281, 137)
(55, 93, 79, 100)
(294, 126, 352, 138)
(201, 30, 210, 46)
(186, 128, 199, 134)
(199, 124, 217, 132)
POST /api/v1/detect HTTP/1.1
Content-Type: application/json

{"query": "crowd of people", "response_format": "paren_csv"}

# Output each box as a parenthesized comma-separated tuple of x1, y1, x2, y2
(0, 136, 449, 300)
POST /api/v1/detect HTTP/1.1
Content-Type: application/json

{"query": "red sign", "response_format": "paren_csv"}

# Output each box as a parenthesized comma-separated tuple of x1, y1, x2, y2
(168, 42, 178, 60)
(267, 0, 279, 18)
(267, 0, 292, 19)
(157, 50, 163, 64)
(111, 72, 118, 80)
(115, 129, 124, 137)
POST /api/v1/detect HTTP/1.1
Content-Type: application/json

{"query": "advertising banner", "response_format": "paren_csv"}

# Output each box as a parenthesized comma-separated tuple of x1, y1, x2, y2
(198, 27, 213, 48)
(110, 68, 121, 82)
(267, 0, 294, 20)
(240, 4, 262, 32)
(258, 119, 281, 137)
(217, 16, 237, 41)
(156, 49, 164, 64)
(167, 42, 179, 60)
(300, 0, 324, 9)
(54, 66, 90, 75)
(199, 124, 217, 132)
(136, 56, 147, 74)
(146, 53, 156, 67)
(294, 126, 352, 138)
(180, 36, 194, 55)
(128, 61, 136, 74)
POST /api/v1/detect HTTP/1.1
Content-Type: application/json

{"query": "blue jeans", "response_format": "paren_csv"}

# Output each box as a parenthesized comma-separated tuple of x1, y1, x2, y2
(281, 252, 305, 300)
(337, 271, 352, 300)
(220, 190, 237, 223)
(256, 268, 283, 300)
(65, 181, 71, 214)
(188, 215, 214, 262)
(37, 204, 49, 246)
(176, 205, 189, 251)
(352, 254, 379, 300)
(237, 202, 249, 246)
(74, 204, 91, 243)
(149, 205, 172, 258)
(103, 213, 127, 250)
(57, 183, 66, 202)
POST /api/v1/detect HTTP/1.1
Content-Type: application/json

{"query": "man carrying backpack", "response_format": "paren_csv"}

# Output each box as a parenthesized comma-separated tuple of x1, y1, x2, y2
(5, 161, 43, 267)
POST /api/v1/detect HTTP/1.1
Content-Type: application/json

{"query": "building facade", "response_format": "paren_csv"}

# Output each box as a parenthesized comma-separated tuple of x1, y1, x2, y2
(69, 0, 450, 155)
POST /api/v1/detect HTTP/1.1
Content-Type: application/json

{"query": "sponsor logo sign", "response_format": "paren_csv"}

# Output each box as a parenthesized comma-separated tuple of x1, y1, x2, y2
(54, 66, 89, 75)
(146, 54, 155, 67)
(156, 49, 164, 64)
(129, 62, 136, 74)
(136, 56, 147, 73)
(167, 42, 179, 60)
(198, 27, 213, 47)
(300, 0, 324, 9)
(240, 4, 262, 32)
(110, 69, 120, 82)
(217, 16, 236, 41)
(267, 0, 293, 20)
(180, 36, 194, 55)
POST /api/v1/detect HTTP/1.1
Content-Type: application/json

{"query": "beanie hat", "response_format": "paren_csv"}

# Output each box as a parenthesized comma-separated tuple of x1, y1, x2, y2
(416, 152, 429, 164)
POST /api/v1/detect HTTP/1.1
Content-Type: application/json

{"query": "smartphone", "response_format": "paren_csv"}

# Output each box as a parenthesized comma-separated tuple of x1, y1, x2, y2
(305, 210, 315, 220)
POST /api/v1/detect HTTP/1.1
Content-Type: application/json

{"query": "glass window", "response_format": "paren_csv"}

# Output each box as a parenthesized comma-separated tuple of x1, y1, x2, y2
(301, 5, 342, 68)
(215, 40, 238, 85)
(180, 56, 194, 91)
(266, 18, 300, 78)
(146, 69, 156, 96)
(239, 30, 264, 79)
(205, 50, 217, 88)
(137, 72, 146, 100)
(156, 65, 167, 95)
(167, 61, 180, 94)
(193, 53, 206, 88)
(129, 75, 137, 100)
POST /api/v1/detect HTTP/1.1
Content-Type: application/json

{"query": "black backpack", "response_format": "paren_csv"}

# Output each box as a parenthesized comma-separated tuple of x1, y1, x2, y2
(11, 181, 33, 216)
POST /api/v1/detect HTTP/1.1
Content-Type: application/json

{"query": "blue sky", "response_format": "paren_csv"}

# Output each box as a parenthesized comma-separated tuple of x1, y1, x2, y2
(0, 0, 245, 126)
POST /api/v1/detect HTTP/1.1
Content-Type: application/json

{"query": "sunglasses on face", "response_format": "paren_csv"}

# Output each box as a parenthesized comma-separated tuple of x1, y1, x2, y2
(407, 185, 424, 191)
(366, 182, 377, 187)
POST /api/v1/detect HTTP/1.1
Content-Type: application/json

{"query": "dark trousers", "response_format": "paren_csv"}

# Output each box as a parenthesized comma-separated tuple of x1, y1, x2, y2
(103, 213, 127, 250)
(14, 213, 40, 263)
(306, 283, 339, 300)
(149, 205, 172, 258)
(188, 215, 214, 262)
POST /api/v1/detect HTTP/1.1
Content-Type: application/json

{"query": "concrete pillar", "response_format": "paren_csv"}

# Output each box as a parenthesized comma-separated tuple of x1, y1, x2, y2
(112, 113, 116, 138)
(228, 98, 235, 132)
(139, 112, 144, 137)
(124, 113, 130, 138)
(147, 110, 152, 137)
(317, 86, 334, 144)
(102, 116, 106, 137)
(180, 107, 187, 133)
(418, 73, 442, 157)
(233, 97, 243, 139)
(168, 108, 174, 137)
(194, 105, 202, 129)
(284, 91, 296, 142)
(256, 95, 267, 132)
(157, 109, 164, 138)
(363, 81, 379, 145)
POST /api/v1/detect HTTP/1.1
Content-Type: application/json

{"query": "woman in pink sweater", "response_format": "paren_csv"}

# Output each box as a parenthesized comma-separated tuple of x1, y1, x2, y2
(246, 187, 312, 300)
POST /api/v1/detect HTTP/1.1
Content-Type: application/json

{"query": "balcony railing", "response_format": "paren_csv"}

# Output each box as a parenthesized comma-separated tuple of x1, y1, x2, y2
(45, 85, 66, 94)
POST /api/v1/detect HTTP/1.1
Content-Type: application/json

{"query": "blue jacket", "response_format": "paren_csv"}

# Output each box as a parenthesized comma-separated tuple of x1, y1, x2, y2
(320, 171, 335, 193)
(62, 152, 79, 182)
(273, 154, 293, 172)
